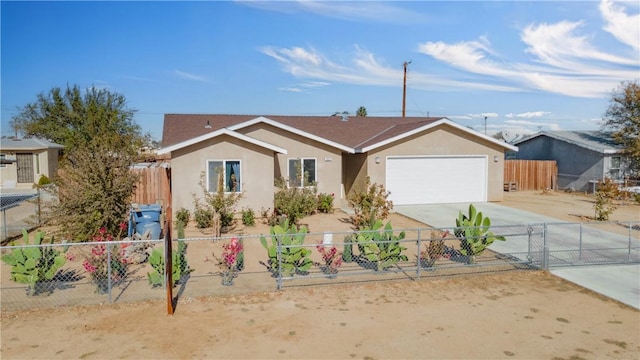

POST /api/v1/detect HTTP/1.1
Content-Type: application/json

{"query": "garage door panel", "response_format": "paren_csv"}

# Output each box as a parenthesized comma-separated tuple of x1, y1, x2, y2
(387, 156, 487, 205)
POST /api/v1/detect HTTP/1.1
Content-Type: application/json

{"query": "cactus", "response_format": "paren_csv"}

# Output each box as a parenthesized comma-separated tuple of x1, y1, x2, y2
(1, 230, 67, 295)
(259, 219, 312, 276)
(342, 235, 354, 263)
(454, 204, 506, 263)
(354, 220, 407, 271)
(235, 238, 245, 271)
(147, 240, 190, 288)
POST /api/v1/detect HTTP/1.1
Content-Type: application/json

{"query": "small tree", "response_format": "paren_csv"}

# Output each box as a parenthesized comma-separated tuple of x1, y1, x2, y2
(594, 178, 619, 221)
(193, 172, 242, 230)
(347, 177, 393, 229)
(356, 106, 368, 117)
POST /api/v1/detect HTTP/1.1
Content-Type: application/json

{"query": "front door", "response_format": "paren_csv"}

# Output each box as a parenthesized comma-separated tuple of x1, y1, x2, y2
(16, 153, 34, 183)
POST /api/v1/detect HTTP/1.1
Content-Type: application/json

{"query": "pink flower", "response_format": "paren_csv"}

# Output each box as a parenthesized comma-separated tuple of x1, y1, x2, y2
(82, 260, 97, 273)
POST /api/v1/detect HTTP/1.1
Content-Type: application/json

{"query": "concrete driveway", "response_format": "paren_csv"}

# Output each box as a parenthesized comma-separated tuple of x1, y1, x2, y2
(394, 202, 640, 309)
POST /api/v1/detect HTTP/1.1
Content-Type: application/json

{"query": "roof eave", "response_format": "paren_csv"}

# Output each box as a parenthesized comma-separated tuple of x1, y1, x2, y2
(229, 116, 356, 154)
(515, 132, 621, 154)
(157, 128, 287, 155)
(359, 118, 518, 153)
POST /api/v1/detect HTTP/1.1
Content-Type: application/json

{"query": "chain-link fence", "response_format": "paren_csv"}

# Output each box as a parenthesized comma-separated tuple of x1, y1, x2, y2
(0, 191, 40, 242)
(1, 221, 638, 311)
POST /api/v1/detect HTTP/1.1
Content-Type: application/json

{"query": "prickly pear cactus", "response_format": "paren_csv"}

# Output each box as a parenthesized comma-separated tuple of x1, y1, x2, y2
(454, 204, 506, 263)
(147, 240, 191, 288)
(259, 219, 312, 276)
(354, 220, 407, 271)
(1, 229, 67, 295)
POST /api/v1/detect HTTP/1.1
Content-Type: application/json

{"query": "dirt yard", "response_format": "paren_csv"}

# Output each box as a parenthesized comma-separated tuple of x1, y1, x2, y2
(1, 190, 639, 360)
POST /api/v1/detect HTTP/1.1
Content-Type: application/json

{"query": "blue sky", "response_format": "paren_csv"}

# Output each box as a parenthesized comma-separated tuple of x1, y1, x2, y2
(2, 1, 639, 142)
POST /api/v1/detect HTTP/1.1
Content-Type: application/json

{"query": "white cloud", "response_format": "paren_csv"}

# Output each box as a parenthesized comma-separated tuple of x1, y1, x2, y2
(174, 70, 209, 83)
(600, 0, 640, 51)
(238, 0, 428, 24)
(261, 0, 638, 99)
(506, 111, 551, 119)
(416, 0, 639, 98)
(262, 45, 521, 92)
(521, 20, 637, 68)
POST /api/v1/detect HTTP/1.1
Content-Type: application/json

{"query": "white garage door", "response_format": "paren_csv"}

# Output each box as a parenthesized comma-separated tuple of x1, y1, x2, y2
(386, 156, 488, 205)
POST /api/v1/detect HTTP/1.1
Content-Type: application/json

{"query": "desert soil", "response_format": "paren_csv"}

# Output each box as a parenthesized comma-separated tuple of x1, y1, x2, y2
(1, 190, 639, 360)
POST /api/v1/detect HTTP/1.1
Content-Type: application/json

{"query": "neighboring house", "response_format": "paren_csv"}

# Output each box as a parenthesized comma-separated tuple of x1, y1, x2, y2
(511, 131, 626, 192)
(0, 137, 64, 190)
(158, 114, 518, 216)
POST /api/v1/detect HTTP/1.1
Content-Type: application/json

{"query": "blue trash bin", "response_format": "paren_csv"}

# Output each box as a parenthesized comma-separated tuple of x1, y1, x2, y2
(133, 204, 162, 239)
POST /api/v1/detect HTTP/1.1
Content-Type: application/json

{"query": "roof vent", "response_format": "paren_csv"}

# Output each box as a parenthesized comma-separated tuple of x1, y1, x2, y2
(341, 112, 349, 122)
(205, 120, 212, 129)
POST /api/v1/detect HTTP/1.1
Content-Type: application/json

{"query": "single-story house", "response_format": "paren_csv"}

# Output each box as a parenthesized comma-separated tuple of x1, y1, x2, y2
(511, 131, 626, 192)
(158, 114, 518, 216)
(0, 137, 63, 189)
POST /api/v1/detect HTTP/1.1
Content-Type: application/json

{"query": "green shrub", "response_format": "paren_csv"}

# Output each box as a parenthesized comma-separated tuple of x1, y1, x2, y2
(175, 208, 190, 226)
(193, 206, 213, 229)
(317, 193, 335, 213)
(273, 178, 317, 225)
(242, 208, 255, 226)
(192, 172, 242, 231)
(348, 176, 393, 229)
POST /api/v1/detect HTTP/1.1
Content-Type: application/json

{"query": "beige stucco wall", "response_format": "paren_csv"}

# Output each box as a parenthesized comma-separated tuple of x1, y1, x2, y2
(169, 135, 277, 217)
(239, 124, 344, 200)
(361, 125, 506, 202)
(0, 151, 18, 186)
(342, 153, 367, 207)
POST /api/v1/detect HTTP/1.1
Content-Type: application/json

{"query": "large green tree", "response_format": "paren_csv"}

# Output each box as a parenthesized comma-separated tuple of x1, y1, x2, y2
(12, 85, 146, 154)
(12, 85, 146, 241)
(53, 144, 139, 241)
(602, 80, 640, 177)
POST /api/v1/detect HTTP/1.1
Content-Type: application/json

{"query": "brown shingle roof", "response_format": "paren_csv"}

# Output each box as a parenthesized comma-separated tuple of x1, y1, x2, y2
(161, 114, 444, 149)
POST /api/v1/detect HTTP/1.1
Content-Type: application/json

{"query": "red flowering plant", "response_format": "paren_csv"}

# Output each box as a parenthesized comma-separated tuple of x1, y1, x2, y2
(207, 237, 244, 285)
(82, 223, 130, 293)
(315, 243, 343, 275)
(209, 237, 244, 274)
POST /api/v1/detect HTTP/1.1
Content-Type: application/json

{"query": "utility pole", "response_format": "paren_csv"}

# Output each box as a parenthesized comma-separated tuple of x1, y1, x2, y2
(402, 60, 411, 117)
(484, 116, 487, 135)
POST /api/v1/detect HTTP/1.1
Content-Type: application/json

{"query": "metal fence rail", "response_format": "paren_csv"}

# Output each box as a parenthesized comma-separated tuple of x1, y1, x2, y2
(0, 192, 39, 242)
(1, 221, 638, 311)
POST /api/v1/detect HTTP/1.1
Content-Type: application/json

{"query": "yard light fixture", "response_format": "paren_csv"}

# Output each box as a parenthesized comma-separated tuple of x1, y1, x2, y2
(494, 155, 500, 162)
(375, 156, 381, 164)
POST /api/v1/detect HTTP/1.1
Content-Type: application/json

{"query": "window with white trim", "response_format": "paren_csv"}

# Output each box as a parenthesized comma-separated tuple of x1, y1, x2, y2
(611, 156, 621, 170)
(207, 160, 241, 193)
(609, 156, 622, 179)
(288, 158, 316, 187)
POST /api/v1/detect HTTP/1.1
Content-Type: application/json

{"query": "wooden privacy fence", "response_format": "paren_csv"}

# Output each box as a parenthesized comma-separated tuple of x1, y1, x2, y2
(131, 162, 171, 207)
(504, 160, 557, 191)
